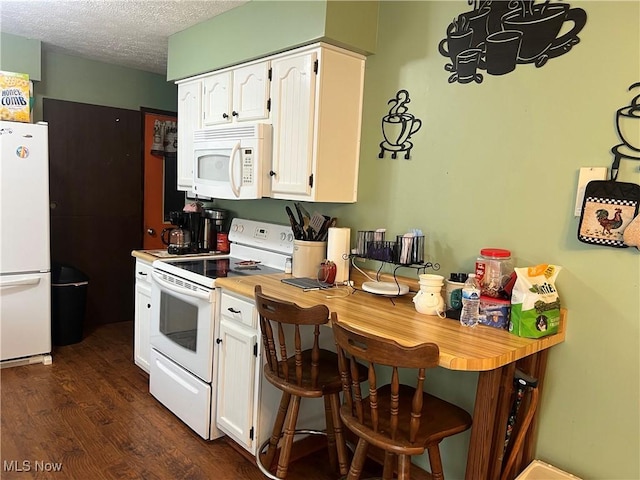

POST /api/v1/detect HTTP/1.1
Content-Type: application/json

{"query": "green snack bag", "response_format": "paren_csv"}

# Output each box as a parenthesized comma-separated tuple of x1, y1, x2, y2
(509, 264, 562, 338)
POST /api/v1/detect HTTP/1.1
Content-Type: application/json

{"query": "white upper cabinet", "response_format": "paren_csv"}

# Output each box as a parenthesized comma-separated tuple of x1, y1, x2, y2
(202, 71, 231, 127)
(176, 43, 365, 201)
(269, 44, 365, 203)
(176, 79, 202, 191)
(269, 51, 316, 198)
(203, 62, 270, 126)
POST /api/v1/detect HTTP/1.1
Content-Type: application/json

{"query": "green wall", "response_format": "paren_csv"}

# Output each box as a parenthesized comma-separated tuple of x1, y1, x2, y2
(167, 0, 378, 81)
(0, 32, 176, 120)
(0, 32, 41, 80)
(199, 2, 640, 478)
(37, 51, 177, 119)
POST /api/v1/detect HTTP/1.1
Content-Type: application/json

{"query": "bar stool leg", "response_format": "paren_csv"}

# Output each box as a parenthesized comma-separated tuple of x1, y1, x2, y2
(347, 438, 369, 480)
(382, 451, 395, 479)
(397, 454, 411, 480)
(327, 392, 349, 476)
(427, 445, 444, 480)
(276, 394, 301, 478)
(264, 391, 292, 471)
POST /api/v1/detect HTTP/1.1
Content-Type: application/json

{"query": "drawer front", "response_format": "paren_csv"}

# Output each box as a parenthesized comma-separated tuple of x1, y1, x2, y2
(149, 349, 212, 440)
(220, 291, 255, 328)
(135, 260, 152, 284)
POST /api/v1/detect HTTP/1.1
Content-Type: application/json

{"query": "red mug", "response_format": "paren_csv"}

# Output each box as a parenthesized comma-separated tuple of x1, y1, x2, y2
(319, 260, 337, 284)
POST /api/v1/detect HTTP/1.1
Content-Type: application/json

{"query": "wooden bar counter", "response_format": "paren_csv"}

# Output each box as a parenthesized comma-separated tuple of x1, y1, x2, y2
(215, 272, 567, 480)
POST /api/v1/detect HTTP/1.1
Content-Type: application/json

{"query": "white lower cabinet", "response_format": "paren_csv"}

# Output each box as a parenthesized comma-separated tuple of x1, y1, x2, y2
(216, 317, 259, 451)
(215, 289, 331, 456)
(216, 291, 260, 452)
(134, 259, 152, 373)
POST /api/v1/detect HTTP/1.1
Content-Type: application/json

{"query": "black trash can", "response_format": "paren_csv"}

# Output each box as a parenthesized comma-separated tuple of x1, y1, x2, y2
(51, 263, 89, 346)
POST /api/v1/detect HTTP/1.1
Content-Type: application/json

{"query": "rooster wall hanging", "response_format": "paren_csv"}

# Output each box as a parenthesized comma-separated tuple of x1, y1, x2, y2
(379, 90, 423, 159)
(577, 83, 640, 249)
(439, 0, 587, 85)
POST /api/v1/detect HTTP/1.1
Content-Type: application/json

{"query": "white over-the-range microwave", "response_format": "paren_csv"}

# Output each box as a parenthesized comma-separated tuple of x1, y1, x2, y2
(192, 122, 272, 200)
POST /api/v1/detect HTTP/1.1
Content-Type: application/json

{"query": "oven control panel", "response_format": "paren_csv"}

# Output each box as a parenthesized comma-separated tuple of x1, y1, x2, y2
(229, 218, 294, 255)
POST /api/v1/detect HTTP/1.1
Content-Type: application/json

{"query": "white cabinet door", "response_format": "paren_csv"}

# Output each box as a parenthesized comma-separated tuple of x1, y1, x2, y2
(270, 50, 316, 197)
(232, 62, 270, 122)
(203, 62, 270, 127)
(269, 44, 365, 203)
(203, 71, 231, 127)
(134, 259, 152, 373)
(216, 317, 258, 452)
(177, 79, 202, 191)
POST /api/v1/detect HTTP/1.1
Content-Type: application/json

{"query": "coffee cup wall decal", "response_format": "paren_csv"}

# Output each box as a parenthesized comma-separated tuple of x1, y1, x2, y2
(440, 0, 587, 84)
(611, 82, 640, 165)
(616, 82, 640, 152)
(379, 90, 423, 159)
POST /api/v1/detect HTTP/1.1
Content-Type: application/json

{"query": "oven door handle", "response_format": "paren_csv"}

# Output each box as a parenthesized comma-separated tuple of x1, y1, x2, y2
(151, 271, 211, 301)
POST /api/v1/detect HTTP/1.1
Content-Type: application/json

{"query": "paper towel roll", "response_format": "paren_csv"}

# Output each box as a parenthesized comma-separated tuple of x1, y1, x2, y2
(327, 227, 350, 284)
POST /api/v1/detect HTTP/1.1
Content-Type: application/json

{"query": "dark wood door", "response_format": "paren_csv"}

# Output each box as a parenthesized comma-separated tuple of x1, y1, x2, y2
(44, 98, 141, 328)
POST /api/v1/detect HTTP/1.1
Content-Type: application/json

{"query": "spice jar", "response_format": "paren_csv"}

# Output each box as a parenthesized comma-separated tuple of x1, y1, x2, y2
(475, 248, 513, 298)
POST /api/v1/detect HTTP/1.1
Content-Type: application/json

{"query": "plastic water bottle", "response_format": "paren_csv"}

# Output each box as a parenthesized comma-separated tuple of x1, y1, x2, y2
(460, 273, 480, 327)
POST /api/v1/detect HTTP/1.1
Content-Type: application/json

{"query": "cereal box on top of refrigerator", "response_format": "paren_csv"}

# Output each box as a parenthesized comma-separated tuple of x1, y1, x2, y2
(0, 71, 31, 123)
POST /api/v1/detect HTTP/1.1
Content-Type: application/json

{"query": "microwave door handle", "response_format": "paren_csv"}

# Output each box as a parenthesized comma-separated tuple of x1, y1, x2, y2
(229, 141, 241, 198)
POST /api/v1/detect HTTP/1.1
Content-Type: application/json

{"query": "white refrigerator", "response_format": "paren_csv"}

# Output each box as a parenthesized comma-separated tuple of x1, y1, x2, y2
(0, 120, 52, 364)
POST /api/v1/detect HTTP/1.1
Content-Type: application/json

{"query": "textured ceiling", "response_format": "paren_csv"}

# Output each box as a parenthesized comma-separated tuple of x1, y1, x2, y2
(0, 0, 248, 74)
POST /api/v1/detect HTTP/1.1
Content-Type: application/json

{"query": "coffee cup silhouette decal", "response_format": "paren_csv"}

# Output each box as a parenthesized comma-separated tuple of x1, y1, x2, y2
(379, 90, 423, 159)
(611, 82, 640, 164)
(616, 83, 640, 152)
(440, 0, 587, 84)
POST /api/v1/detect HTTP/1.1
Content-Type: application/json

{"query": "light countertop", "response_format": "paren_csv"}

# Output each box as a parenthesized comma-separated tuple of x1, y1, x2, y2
(215, 271, 567, 372)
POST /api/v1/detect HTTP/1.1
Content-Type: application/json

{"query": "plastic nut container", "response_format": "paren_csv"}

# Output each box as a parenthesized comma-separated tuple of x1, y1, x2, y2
(475, 248, 513, 298)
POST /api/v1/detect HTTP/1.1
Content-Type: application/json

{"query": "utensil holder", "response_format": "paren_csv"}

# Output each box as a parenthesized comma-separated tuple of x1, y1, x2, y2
(292, 240, 327, 278)
(355, 230, 385, 257)
(367, 240, 396, 262)
(394, 235, 425, 265)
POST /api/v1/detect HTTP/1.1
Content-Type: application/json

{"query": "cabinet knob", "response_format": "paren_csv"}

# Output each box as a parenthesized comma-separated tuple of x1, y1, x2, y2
(147, 228, 156, 236)
(269, 170, 276, 177)
(222, 113, 229, 119)
(146, 304, 151, 309)
(216, 338, 222, 344)
(232, 111, 239, 117)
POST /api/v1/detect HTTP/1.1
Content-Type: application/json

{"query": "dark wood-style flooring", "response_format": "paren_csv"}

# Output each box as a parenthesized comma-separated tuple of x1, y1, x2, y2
(0, 321, 360, 480)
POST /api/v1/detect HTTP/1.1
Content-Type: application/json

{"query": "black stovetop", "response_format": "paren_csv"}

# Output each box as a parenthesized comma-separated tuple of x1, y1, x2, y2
(162, 256, 283, 279)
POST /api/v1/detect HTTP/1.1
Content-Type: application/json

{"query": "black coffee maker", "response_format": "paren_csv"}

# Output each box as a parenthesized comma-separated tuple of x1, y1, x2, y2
(163, 209, 228, 254)
(184, 211, 203, 252)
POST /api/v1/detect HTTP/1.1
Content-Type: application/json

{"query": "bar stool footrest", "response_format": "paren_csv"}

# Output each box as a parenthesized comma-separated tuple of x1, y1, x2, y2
(256, 429, 326, 480)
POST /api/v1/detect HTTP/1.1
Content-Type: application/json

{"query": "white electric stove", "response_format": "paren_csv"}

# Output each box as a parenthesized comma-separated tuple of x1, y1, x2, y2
(148, 219, 293, 440)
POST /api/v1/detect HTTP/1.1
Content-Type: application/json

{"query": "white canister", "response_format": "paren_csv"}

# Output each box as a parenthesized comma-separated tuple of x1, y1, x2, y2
(292, 240, 327, 278)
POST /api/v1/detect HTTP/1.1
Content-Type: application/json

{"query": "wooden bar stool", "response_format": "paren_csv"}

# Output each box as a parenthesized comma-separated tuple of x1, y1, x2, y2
(254, 285, 362, 479)
(333, 318, 473, 480)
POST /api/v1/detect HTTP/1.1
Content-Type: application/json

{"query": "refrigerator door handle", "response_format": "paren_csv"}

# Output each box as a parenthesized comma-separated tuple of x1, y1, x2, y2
(0, 276, 41, 288)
